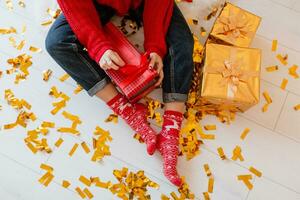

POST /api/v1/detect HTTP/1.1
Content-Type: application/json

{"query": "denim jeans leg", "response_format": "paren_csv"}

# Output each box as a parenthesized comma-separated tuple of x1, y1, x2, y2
(162, 4, 194, 103)
(45, 4, 116, 96)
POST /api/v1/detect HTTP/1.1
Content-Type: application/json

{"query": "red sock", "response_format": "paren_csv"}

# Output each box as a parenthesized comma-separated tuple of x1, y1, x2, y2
(157, 110, 183, 187)
(107, 93, 157, 155)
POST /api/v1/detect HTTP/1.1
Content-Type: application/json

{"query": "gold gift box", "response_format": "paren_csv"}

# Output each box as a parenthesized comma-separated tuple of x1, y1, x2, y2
(201, 43, 261, 112)
(210, 2, 261, 47)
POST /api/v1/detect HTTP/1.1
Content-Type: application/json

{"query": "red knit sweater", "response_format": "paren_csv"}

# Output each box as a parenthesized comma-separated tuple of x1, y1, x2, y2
(57, 0, 174, 63)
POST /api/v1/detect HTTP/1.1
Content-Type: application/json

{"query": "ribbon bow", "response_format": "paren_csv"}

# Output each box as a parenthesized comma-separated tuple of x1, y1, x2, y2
(215, 8, 253, 42)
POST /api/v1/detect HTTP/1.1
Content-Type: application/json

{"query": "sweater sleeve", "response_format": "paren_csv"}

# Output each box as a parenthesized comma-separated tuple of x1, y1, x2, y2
(143, 0, 174, 58)
(57, 0, 114, 63)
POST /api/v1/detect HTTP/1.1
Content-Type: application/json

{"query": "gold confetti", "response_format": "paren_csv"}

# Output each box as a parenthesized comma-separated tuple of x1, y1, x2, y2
(232, 146, 244, 161)
(83, 188, 94, 199)
(208, 177, 214, 193)
(263, 91, 272, 104)
(237, 175, 253, 190)
(81, 142, 91, 154)
(133, 133, 144, 143)
(7, 54, 32, 80)
(204, 6, 218, 20)
(276, 54, 288, 66)
(217, 147, 226, 160)
(266, 65, 278, 72)
(47, 8, 61, 19)
(203, 164, 212, 177)
(41, 121, 55, 128)
(280, 78, 288, 90)
(41, 20, 53, 26)
(0, 27, 16, 34)
(21, 25, 26, 34)
(271, 40, 278, 52)
(43, 69, 52, 81)
(59, 73, 70, 82)
(38, 171, 54, 187)
(18, 0, 25, 7)
(79, 175, 92, 187)
(91, 126, 112, 162)
(17, 40, 26, 50)
(40, 163, 53, 172)
(105, 113, 118, 124)
(5, 0, 13, 10)
(288, 65, 299, 79)
(204, 124, 216, 131)
(262, 103, 269, 112)
(203, 192, 210, 200)
(294, 104, 300, 111)
(187, 18, 198, 25)
(29, 46, 42, 53)
(75, 187, 86, 199)
(55, 138, 64, 148)
(240, 128, 250, 140)
(69, 143, 79, 156)
(74, 84, 83, 94)
(200, 27, 207, 37)
(62, 180, 71, 188)
(249, 166, 262, 177)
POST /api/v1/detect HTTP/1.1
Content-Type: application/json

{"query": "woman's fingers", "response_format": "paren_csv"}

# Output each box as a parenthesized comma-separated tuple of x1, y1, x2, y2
(110, 52, 125, 67)
(106, 59, 119, 70)
(155, 70, 164, 87)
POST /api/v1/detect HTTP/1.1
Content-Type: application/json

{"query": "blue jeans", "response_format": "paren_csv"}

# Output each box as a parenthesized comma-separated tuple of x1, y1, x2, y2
(45, 2, 194, 103)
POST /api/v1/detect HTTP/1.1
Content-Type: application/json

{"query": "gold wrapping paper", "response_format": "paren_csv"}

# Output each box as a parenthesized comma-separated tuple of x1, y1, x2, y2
(210, 3, 261, 47)
(201, 43, 261, 112)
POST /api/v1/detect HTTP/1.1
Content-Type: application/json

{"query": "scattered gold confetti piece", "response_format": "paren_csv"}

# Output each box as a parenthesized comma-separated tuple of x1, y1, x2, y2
(276, 54, 288, 66)
(271, 40, 277, 52)
(59, 73, 70, 82)
(91, 126, 112, 162)
(81, 142, 91, 154)
(262, 103, 269, 112)
(240, 128, 250, 140)
(280, 78, 288, 90)
(203, 164, 212, 177)
(5, 0, 13, 10)
(204, 124, 216, 131)
(200, 26, 207, 37)
(249, 166, 262, 177)
(54, 138, 64, 148)
(43, 69, 52, 81)
(208, 177, 214, 193)
(79, 175, 92, 187)
(203, 192, 210, 200)
(288, 65, 299, 79)
(187, 18, 198, 25)
(105, 113, 118, 124)
(232, 146, 244, 161)
(74, 84, 83, 94)
(62, 180, 70, 188)
(237, 174, 253, 190)
(263, 91, 272, 104)
(29, 46, 42, 53)
(47, 8, 61, 19)
(75, 187, 86, 199)
(40, 163, 53, 172)
(38, 171, 54, 187)
(133, 133, 144, 143)
(217, 147, 226, 160)
(41, 20, 53, 26)
(266, 65, 278, 72)
(0, 27, 16, 34)
(18, 0, 25, 8)
(17, 40, 26, 50)
(294, 104, 300, 111)
(69, 143, 79, 157)
(21, 25, 26, 34)
(83, 188, 94, 199)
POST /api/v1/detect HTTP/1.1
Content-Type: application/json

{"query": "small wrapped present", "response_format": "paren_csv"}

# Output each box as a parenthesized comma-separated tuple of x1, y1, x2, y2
(201, 43, 261, 112)
(210, 2, 261, 47)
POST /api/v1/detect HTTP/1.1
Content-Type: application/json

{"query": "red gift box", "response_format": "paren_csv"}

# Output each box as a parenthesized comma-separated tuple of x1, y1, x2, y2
(103, 22, 159, 102)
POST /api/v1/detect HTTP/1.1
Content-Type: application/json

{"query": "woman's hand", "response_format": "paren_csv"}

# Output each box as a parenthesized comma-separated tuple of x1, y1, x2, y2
(149, 52, 164, 87)
(99, 50, 125, 70)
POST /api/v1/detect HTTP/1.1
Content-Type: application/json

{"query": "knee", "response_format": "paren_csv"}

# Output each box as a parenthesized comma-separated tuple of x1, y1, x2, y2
(45, 31, 59, 56)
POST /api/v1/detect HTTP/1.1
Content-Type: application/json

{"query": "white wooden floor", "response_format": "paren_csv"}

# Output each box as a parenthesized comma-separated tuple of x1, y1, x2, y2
(0, 0, 300, 199)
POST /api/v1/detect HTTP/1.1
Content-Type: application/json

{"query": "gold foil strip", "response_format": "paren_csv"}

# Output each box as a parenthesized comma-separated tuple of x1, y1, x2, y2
(21, 25, 26, 34)
(262, 103, 269, 112)
(5, 0, 13, 10)
(59, 73, 70, 82)
(75, 187, 86, 199)
(237, 174, 253, 190)
(133, 133, 144, 143)
(38, 171, 54, 187)
(203, 192, 210, 200)
(41, 121, 55, 128)
(69, 143, 79, 156)
(280, 78, 288, 90)
(18, 0, 25, 8)
(105, 114, 118, 124)
(240, 128, 250, 140)
(200, 27, 207, 37)
(263, 91, 272, 104)
(266, 65, 278, 72)
(294, 104, 300, 111)
(57, 127, 79, 135)
(16, 40, 26, 50)
(204, 124, 216, 131)
(83, 188, 94, 199)
(74, 84, 83, 94)
(40, 163, 53, 172)
(288, 65, 299, 79)
(0, 27, 16, 34)
(91, 126, 112, 162)
(217, 147, 226, 160)
(187, 18, 198, 25)
(203, 164, 212, 177)
(47, 8, 61, 19)
(276, 54, 288, 66)
(41, 20, 53, 26)
(208, 177, 214, 193)
(29, 46, 42, 53)
(81, 142, 91, 154)
(79, 175, 92, 187)
(272, 40, 278, 52)
(43, 69, 52, 81)
(62, 180, 71, 188)
(249, 166, 262, 177)
(232, 146, 244, 161)
(55, 138, 64, 148)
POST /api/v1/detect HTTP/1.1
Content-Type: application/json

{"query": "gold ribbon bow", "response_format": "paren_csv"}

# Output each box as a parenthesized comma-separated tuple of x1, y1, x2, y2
(215, 8, 254, 42)
(205, 49, 259, 99)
